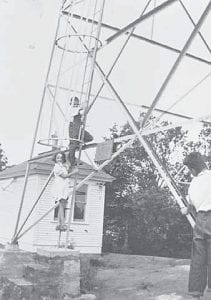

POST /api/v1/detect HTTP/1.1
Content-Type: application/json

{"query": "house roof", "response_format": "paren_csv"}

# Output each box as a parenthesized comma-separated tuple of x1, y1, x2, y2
(0, 154, 114, 182)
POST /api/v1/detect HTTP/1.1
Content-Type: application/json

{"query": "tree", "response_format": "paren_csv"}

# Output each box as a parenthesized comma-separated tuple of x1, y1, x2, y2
(0, 143, 8, 171)
(103, 114, 210, 258)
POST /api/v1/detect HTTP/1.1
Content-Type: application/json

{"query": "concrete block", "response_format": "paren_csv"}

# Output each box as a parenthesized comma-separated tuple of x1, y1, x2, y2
(64, 260, 80, 277)
(37, 248, 79, 259)
(36, 248, 80, 298)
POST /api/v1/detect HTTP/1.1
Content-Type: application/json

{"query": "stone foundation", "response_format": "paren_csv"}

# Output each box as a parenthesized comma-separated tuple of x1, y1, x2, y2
(36, 248, 80, 298)
(0, 248, 80, 299)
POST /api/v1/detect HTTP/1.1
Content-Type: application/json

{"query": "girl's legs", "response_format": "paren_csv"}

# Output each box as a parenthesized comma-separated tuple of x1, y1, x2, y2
(58, 199, 67, 229)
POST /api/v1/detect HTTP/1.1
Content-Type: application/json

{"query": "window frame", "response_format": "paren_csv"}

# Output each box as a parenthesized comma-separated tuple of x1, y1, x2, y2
(53, 184, 88, 223)
(72, 184, 88, 223)
(53, 200, 68, 221)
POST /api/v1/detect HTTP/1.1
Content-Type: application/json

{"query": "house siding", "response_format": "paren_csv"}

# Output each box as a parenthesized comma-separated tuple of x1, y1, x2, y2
(0, 164, 108, 254)
(0, 175, 39, 251)
(33, 175, 106, 254)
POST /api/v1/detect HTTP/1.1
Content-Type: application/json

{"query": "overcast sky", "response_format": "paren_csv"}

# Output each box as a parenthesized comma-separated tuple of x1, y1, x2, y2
(0, 0, 210, 165)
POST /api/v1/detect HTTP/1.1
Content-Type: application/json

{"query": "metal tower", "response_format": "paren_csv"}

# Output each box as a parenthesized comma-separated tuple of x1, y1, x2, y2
(11, 0, 211, 247)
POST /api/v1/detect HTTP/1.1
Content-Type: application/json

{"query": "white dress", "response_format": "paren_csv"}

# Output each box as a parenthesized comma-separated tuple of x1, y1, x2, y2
(51, 163, 71, 201)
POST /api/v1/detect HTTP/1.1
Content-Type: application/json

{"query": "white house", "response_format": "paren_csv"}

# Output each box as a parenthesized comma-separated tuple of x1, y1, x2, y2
(0, 154, 114, 253)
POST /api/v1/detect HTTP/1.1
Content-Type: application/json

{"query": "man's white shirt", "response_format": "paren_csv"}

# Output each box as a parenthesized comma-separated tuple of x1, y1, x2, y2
(188, 169, 211, 212)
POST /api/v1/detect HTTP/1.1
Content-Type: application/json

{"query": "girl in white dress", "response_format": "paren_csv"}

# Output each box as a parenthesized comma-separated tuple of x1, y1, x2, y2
(52, 152, 78, 231)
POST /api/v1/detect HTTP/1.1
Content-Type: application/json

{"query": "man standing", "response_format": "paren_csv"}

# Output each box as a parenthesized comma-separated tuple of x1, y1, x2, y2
(68, 96, 93, 167)
(182, 152, 211, 299)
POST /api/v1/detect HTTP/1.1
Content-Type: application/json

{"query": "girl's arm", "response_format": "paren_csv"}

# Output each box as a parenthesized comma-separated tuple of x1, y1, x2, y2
(58, 167, 79, 178)
(66, 168, 79, 178)
(53, 164, 79, 178)
(53, 164, 72, 178)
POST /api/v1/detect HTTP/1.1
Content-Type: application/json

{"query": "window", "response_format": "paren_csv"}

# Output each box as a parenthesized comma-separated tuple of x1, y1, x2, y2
(53, 184, 88, 222)
(54, 202, 59, 220)
(53, 201, 67, 220)
(73, 184, 88, 222)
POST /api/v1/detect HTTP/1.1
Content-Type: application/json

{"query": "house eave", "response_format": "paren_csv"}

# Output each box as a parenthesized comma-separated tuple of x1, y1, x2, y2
(0, 169, 114, 183)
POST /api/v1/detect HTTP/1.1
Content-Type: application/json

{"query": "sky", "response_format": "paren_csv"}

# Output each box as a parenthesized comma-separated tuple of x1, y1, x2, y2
(0, 0, 211, 165)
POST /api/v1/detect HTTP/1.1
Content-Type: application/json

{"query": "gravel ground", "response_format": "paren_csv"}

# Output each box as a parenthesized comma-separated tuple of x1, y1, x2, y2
(86, 253, 208, 300)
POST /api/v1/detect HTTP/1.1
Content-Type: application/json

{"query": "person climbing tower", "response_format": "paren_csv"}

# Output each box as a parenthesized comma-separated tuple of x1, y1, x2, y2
(68, 96, 93, 167)
(52, 151, 78, 231)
